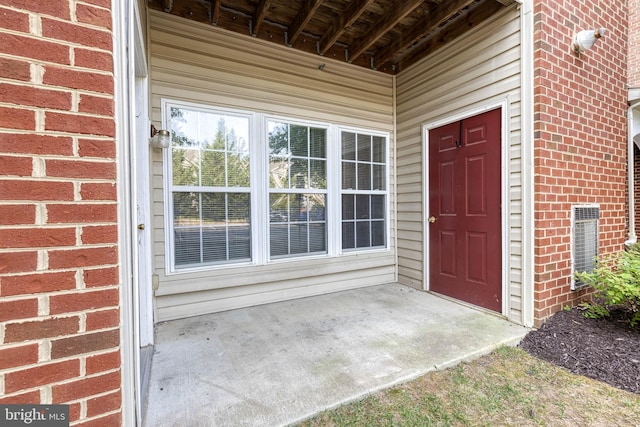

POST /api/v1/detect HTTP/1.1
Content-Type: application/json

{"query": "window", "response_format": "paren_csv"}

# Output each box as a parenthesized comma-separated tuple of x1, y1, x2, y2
(165, 101, 389, 272)
(268, 121, 327, 257)
(341, 131, 387, 249)
(169, 106, 251, 268)
(572, 205, 599, 289)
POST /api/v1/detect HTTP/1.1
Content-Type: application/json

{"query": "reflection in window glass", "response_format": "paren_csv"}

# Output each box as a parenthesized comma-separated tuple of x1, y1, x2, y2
(169, 106, 251, 268)
(268, 121, 327, 258)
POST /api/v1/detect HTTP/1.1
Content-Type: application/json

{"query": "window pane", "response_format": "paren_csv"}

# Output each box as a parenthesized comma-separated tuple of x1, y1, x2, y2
(170, 108, 203, 149)
(372, 164, 385, 190)
(289, 194, 306, 222)
(270, 193, 289, 223)
(371, 195, 385, 219)
(357, 134, 371, 162)
(268, 122, 289, 156)
(372, 136, 385, 163)
(201, 193, 225, 224)
(290, 125, 308, 157)
(371, 220, 385, 247)
(310, 128, 326, 158)
(172, 149, 200, 186)
(309, 195, 326, 221)
(342, 194, 354, 220)
(270, 224, 289, 256)
(269, 157, 290, 189)
(358, 163, 371, 190)
(175, 227, 201, 266)
(342, 132, 356, 160)
(356, 195, 370, 219)
(310, 159, 326, 189)
(342, 222, 355, 249)
(173, 189, 251, 268)
(228, 193, 250, 222)
(229, 225, 251, 260)
(201, 151, 226, 187)
(290, 159, 309, 189)
(269, 193, 326, 257)
(228, 152, 250, 187)
(356, 221, 370, 247)
(211, 119, 225, 150)
(290, 224, 308, 254)
(309, 223, 326, 252)
(202, 225, 227, 263)
(342, 162, 356, 190)
(173, 192, 200, 226)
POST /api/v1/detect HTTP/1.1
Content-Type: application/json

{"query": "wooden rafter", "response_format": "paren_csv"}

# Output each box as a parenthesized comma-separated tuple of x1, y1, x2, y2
(374, 0, 477, 67)
(252, 0, 272, 36)
(288, 0, 323, 46)
(395, 0, 503, 72)
(211, 0, 221, 25)
(347, 0, 424, 62)
(319, 0, 376, 55)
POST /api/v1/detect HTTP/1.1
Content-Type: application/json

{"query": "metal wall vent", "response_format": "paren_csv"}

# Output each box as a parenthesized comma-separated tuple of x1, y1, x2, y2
(571, 205, 600, 290)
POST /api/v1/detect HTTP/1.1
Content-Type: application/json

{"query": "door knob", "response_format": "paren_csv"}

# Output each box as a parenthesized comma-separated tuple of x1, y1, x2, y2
(137, 224, 145, 230)
(428, 216, 436, 223)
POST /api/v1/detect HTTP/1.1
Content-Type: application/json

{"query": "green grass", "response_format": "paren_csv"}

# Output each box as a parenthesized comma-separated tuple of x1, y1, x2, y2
(297, 346, 640, 426)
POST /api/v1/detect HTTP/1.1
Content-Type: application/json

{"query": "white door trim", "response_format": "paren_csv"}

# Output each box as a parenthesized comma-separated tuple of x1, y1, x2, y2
(113, 0, 137, 424)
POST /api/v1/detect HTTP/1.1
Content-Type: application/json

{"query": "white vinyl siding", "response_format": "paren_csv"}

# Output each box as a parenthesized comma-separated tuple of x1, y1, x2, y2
(149, 10, 395, 321)
(395, 5, 524, 324)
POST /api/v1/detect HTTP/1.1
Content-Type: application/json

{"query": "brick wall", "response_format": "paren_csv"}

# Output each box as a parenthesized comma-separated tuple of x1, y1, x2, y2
(0, 0, 122, 425)
(533, 0, 628, 325)
(630, 0, 640, 87)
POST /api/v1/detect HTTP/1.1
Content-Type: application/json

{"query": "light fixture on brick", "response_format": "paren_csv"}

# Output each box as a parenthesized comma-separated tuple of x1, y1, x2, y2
(572, 28, 606, 55)
(150, 124, 171, 148)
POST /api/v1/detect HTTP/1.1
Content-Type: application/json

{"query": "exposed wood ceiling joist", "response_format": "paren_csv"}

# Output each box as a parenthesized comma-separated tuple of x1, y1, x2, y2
(147, 0, 514, 74)
(288, 0, 324, 46)
(318, 0, 376, 55)
(251, 0, 271, 35)
(347, 0, 424, 63)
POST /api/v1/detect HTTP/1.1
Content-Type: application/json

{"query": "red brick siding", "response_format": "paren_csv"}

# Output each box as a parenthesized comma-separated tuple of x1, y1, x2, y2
(533, 1, 628, 325)
(630, 0, 640, 87)
(0, 1, 121, 425)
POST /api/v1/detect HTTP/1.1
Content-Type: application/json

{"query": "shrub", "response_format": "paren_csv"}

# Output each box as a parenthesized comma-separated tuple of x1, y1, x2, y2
(575, 243, 640, 327)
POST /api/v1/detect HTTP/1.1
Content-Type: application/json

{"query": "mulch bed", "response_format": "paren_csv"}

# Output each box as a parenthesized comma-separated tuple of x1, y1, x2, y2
(519, 308, 640, 395)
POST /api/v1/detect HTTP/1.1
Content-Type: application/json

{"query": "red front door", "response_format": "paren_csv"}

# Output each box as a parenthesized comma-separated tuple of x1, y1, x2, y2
(428, 108, 502, 312)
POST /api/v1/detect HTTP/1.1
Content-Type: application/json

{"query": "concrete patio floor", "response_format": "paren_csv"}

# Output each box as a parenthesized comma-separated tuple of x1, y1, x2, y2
(143, 283, 530, 426)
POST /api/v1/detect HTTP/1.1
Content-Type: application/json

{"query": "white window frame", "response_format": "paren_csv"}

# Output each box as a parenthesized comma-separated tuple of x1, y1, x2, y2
(264, 116, 331, 261)
(337, 126, 390, 253)
(162, 99, 390, 274)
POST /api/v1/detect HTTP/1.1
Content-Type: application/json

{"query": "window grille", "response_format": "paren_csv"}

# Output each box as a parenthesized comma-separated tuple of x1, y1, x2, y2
(571, 205, 599, 289)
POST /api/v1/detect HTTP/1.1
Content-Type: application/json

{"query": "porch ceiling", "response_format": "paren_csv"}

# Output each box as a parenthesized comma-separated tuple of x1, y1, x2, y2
(147, 0, 515, 74)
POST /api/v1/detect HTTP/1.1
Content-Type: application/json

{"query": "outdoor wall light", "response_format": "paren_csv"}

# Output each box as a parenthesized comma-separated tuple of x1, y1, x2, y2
(572, 28, 606, 55)
(150, 124, 170, 149)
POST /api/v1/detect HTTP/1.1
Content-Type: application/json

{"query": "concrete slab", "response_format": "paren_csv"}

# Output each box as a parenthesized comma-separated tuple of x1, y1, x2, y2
(143, 284, 529, 427)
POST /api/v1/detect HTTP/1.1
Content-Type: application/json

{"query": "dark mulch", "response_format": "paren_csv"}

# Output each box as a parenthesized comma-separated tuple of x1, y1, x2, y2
(519, 308, 640, 395)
